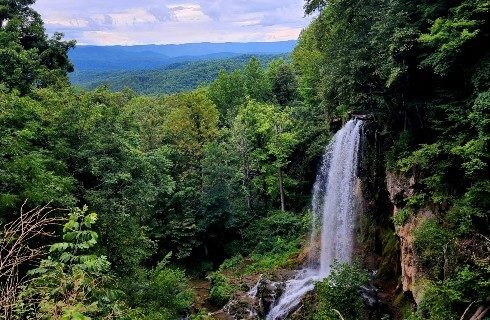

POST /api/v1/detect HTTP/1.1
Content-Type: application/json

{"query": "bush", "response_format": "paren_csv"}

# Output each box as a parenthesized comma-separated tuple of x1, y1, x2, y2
(148, 264, 194, 313)
(208, 271, 235, 306)
(129, 257, 194, 319)
(243, 210, 306, 255)
(246, 237, 301, 273)
(447, 181, 490, 235)
(314, 262, 369, 320)
(413, 219, 452, 279)
(16, 207, 125, 319)
(417, 281, 461, 320)
(386, 131, 414, 169)
(219, 255, 244, 270)
(393, 207, 411, 226)
(410, 265, 490, 320)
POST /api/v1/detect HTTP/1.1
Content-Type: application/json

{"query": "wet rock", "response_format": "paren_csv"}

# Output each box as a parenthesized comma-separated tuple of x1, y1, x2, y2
(296, 236, 321, 267)
(362, 271, 379, 309)
(222, 292, 260, 320)
(386, 171, 416, 206)
(220, 277, 286, 319)
(257, 279, 285, 316)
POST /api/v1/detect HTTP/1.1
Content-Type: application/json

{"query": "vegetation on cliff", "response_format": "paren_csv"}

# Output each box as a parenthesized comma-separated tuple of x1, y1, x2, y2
(0, 0, 488, 319)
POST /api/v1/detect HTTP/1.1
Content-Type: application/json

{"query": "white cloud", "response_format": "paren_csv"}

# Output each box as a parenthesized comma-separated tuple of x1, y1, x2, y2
(33, 0, 312, 45)
(169, 4, 211, 22)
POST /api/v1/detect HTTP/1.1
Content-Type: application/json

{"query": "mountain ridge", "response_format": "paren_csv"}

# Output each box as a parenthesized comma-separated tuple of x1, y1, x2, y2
(69, 40, 297, 72)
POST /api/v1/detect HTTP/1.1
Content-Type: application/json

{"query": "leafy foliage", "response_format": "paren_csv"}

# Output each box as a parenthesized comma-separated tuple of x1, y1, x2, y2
(314, 262, 369, 320)
(208, 271, 236, 306)
(299, 0, 489, 317)
(0, 0, 75, 93)
(126, 256, 194, 319)
(16, 206, 123, 319)
(1, 0, 489, 318)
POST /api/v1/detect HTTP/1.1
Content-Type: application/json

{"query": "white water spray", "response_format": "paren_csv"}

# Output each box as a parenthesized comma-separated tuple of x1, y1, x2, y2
(266, 119, 363, 319)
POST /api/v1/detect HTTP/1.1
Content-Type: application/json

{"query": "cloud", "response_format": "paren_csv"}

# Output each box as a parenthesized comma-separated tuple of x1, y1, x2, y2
(148, 6, 175, 22)
(33, 0, 312, 45)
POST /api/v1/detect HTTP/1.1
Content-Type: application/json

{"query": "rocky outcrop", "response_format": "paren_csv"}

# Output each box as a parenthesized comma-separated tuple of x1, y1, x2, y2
(386, 171, 433, 304)
(220, 277, 285, 319)
(221, 293, 260, 320)
(256, 278, 285, 316)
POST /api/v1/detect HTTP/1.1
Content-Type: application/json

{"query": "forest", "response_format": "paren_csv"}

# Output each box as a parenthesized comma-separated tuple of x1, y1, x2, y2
(70, 55, 286, 95)
(0, 0, 488, 319)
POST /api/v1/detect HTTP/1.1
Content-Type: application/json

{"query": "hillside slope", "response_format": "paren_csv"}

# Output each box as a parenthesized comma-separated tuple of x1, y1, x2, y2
(70, 54, 284, 95)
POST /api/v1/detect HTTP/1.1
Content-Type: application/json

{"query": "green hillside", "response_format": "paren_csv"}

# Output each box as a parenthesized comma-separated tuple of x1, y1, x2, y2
(70, 54, 285, 95)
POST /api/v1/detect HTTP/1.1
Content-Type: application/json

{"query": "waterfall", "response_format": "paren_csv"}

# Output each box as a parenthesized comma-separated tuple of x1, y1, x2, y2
(266, 119, 364, 320)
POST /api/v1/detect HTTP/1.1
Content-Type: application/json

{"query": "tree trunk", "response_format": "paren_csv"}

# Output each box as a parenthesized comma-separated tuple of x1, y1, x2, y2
(278, 168, 285, 212)
(243, 156, 251, 211)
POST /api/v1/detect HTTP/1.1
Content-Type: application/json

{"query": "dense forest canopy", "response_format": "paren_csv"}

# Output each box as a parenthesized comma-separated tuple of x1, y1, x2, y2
(0, 0, 488, 319)
(70, 55, 287, 95)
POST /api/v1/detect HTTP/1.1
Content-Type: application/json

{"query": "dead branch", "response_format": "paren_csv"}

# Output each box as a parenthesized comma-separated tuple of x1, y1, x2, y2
(332, 309, 345, 320)
(0, 201, 64, 318)
(461, 301, 476, 320)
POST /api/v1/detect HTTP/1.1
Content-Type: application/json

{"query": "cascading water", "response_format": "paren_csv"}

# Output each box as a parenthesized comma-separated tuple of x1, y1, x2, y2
(266, 119, 364, 320)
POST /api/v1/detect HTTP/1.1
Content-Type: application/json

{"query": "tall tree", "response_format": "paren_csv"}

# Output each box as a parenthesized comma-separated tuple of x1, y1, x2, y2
(234, 99, 297, 212)
(243, 57, 271, 102)
(208, 70, 247, 125)
(267, 59, 299, 106)
(0, 0, 75, 93)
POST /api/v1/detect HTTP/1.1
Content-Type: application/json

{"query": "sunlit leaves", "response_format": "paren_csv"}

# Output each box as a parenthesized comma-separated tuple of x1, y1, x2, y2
(419, 0, 488, 75)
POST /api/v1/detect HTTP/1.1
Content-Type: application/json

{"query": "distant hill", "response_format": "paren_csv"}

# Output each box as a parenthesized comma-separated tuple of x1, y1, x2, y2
(70, 54, 285, 95)
(69, 40, 297, 72)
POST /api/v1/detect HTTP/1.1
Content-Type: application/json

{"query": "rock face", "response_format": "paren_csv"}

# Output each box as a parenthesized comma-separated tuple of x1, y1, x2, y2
(256, 279, 285, 316)
(386, 171, 433, 304)
(220, 278, 285, 319)
(222, 293, 260, 320)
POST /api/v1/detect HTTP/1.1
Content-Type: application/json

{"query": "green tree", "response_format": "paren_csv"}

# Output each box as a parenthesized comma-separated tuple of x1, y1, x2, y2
(208, 70, 247, 124)
(314, 262, 369, 320)
(0, 0, 75, 93)
(267, 59, 299, 106)
(234, 100, 297, 212)
(0, 90, 76, 216)
(127, 255, 194, 320)
(243, 57, 271, 102)
(159, 89, 220, 259)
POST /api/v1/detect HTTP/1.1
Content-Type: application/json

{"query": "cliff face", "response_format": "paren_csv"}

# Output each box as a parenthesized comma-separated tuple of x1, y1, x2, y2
(386, 171, 433, 304)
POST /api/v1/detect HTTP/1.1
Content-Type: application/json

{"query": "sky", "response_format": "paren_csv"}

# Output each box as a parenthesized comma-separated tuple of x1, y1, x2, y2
(33, 0, 312, 45)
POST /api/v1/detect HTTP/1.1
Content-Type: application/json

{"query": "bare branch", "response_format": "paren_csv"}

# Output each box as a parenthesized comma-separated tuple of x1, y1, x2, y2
(0, 202, 65, 317)
(332, 309, 346, 320)
(461, 301, 476, 320)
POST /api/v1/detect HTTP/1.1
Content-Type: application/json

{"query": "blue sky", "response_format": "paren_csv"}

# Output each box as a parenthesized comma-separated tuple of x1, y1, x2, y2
(33, 0, 312, 45)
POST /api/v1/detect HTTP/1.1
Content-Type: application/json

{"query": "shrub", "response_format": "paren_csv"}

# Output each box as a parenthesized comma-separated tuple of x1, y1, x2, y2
(393, 207, 411, 226)
(246, 237, 301, 273)
(16, 206, 126, 319)
(147, 263, 194, 313)
(220, 255, 244, 270)
(417, 281, 461, 320)
(314, 262, 369, 320)
(447, 181, 490, 235)
(411, 265, 490, 320)
(386, 131, 414, 169)
(208, 271, 235, 306)
(128, 256, 194, 319)
(243, 210, 306, 255)
(413, 219, 452, 279)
